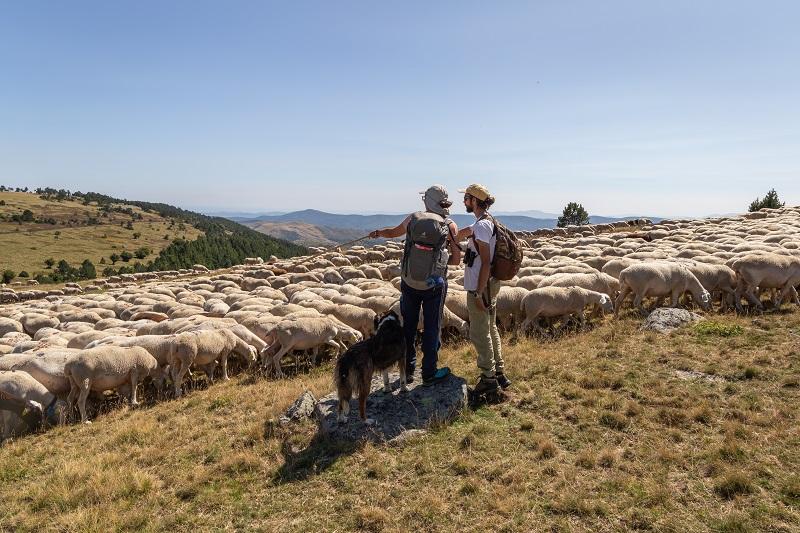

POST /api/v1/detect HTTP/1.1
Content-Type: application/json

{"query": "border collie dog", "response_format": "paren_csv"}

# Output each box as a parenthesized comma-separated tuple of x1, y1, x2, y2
(334, 310, 407, 424)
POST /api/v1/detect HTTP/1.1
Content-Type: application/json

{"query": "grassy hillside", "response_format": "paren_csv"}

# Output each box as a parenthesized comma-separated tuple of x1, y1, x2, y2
(0, 190, 306, 281)
(0, 191, 202, 275)
(1, 311, 798, 531)
(244, 220, 366, 246)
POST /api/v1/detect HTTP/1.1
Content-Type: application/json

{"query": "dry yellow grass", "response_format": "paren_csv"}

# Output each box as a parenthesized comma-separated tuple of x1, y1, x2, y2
(1, 311, 799, 531)
(0, 191, 202, 275)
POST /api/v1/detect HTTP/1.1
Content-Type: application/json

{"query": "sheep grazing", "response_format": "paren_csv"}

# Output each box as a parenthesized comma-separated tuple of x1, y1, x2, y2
(615, 262, 711, 315)
(64, 346, 159, 424)
(0, 370, 65, 439)
(495, 287, 530, 330)
(262, 317, 362, 378)
(0, 348, 79, 398)
(536, 272, 620, 299)
(1, 204, 800, 437)
(519, 286, 613, 335)
(729, 253, 800, 311)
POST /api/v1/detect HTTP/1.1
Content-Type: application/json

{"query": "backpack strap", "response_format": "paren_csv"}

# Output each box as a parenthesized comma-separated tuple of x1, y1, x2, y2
(469, 213, 496, 241)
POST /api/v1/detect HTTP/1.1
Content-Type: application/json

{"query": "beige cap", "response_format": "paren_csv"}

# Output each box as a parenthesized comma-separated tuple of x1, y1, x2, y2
(458, 183, 491, 201)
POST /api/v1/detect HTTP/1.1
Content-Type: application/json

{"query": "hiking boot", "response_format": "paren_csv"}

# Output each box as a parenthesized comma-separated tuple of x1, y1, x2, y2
(473, 375, 499, 395)
(422, 367, 451, 387)
(496, 372, 512, 390)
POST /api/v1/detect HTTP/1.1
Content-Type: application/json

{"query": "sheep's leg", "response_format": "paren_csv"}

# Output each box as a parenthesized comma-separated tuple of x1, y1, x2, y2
(271, 343, 292, 378)
(632, 292, 647, 315)
(734, 278, 747, 313)
(576, 310, 586, 331)
(220, 352, 229, 381)
(670, 290, 681, 308)
(743, 286, 763, 310)
(128, 371, 140, 406)
(326, 339, 343, 353)
(518, 317, 532, 337)
(174, 359, 190, 398)
(66, 376, 79, 418)
(614, 286, 631, 316)
(260, 342, 277, 368)
(77, 378, 91, 424)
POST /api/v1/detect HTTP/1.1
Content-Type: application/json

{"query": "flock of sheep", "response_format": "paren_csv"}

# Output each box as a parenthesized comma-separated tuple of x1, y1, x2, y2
(1, 206, 799, 439)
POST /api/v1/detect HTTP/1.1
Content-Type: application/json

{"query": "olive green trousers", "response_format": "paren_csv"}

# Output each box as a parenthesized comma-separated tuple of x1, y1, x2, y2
(466, 279, 504, 378)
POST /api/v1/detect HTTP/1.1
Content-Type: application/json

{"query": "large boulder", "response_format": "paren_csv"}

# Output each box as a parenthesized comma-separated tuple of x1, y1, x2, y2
(313, 371, 468, 443)
(641, 308, 703, 334)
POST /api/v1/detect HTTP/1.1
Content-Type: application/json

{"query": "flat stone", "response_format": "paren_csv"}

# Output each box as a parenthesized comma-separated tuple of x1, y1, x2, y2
(674, 370, 725, 384)
(280, 390, 317, 424)
(314, 371, 468, 443)
(641, 308, 703, 333)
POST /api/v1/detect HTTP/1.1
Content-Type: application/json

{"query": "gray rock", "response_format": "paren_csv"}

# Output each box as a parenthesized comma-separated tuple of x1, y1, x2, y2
(314, 371, 468, 443)
(641, 308, 703, 333)
(280, 390, 317, 423)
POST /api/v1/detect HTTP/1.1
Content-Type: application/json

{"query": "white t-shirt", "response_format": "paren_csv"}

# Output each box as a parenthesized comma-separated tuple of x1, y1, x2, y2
(463, 216, 496, 291)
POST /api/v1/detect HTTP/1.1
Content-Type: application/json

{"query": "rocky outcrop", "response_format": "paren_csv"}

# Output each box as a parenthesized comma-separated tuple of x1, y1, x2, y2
(309, 372, 468, 443)
(641, 308, 703, 333)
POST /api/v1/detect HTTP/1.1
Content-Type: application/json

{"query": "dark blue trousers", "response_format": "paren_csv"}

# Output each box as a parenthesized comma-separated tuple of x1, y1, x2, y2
(400, 279, 448, 380)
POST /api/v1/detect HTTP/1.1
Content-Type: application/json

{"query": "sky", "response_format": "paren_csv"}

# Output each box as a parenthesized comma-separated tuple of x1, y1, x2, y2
(1, 1, 799, 217)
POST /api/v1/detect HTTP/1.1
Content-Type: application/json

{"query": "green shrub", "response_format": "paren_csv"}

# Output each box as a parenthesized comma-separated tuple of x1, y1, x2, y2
(2, 270, 15, 283)
(695, 321, 743, 337)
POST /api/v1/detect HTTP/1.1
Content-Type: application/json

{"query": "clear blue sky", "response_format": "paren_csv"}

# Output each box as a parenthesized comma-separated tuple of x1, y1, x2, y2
(1, 1, 798, 216)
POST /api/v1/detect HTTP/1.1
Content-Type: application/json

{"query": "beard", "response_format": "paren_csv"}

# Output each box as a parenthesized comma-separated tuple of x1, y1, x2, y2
(465, 205, 474, 213)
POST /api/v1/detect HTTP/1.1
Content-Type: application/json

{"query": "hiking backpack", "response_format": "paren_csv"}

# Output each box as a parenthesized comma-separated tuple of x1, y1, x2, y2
(401, 211, 450, 285)
(484, 214, 524, 281)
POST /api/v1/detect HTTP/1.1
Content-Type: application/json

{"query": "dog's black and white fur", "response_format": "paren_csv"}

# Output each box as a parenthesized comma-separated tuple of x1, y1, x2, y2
(334, 310, 407, 424)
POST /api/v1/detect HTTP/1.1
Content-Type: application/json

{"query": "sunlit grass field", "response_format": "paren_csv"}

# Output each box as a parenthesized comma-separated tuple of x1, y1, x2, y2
(0, 191, 202, 276)
(1, 310, 798, 532)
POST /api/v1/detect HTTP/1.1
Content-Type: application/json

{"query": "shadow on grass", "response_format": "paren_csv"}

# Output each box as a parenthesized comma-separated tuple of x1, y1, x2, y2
(269, 424, 360, 484)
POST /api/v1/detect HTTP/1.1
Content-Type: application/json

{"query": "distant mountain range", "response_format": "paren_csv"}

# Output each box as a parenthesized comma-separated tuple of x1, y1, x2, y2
(234, 209, 663, 246)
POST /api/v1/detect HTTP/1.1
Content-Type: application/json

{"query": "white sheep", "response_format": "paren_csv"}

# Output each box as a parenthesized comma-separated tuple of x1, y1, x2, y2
(64, 346, 159, 424)
(615, 262, 711, 315)
(519, 286, 613, 335)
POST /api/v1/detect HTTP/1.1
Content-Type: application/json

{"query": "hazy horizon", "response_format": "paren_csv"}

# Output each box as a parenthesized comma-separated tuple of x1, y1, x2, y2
(2, 2, 798, 216)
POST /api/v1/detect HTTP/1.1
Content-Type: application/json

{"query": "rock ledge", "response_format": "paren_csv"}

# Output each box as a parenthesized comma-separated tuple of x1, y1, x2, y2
(311, 371, 468, 442)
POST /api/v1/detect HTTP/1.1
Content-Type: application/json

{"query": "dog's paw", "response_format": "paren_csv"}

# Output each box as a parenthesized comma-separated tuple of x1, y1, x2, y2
(364, 418, 377, 426)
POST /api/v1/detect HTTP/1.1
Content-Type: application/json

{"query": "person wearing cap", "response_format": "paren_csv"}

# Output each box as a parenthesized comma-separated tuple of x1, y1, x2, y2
(369, 185, 461, 386)
(456, 183, 510, 395)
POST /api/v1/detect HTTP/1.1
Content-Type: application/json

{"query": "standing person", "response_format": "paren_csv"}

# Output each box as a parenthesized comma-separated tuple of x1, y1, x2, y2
(457, 183, 511, 395)
(369, 185, 461, 386)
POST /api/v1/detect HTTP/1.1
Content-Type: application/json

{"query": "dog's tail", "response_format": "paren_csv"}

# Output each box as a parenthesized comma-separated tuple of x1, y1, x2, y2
(334, 353, 352, 388)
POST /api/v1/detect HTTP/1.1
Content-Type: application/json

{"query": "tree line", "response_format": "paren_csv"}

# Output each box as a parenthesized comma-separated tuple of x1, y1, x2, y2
(1, 187, 306, 284)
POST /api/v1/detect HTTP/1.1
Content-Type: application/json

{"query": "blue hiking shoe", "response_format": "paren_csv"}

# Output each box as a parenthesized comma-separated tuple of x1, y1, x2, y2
(422, 367, 451, 387)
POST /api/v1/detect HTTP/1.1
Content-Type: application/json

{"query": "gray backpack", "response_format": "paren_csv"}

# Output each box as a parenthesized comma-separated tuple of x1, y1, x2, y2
(401, 211, 450, 285)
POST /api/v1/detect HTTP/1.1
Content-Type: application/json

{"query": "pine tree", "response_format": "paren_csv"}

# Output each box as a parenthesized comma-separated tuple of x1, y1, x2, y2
(748, 188, 785, 212)
(557, 202, 590, 227)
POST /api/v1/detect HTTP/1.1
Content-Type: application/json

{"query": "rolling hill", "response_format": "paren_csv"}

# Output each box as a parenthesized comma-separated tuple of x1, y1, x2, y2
(0, 188, 305, 282)
(237, 209, 662, 245)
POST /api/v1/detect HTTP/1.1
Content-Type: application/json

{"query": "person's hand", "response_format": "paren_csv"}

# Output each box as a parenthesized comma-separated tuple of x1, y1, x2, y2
(474, 293, 487, 312)
(369, 230, 380, 239)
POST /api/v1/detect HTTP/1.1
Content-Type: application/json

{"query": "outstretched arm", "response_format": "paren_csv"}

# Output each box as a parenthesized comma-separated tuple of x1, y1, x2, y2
(370, 215, 411, 239)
